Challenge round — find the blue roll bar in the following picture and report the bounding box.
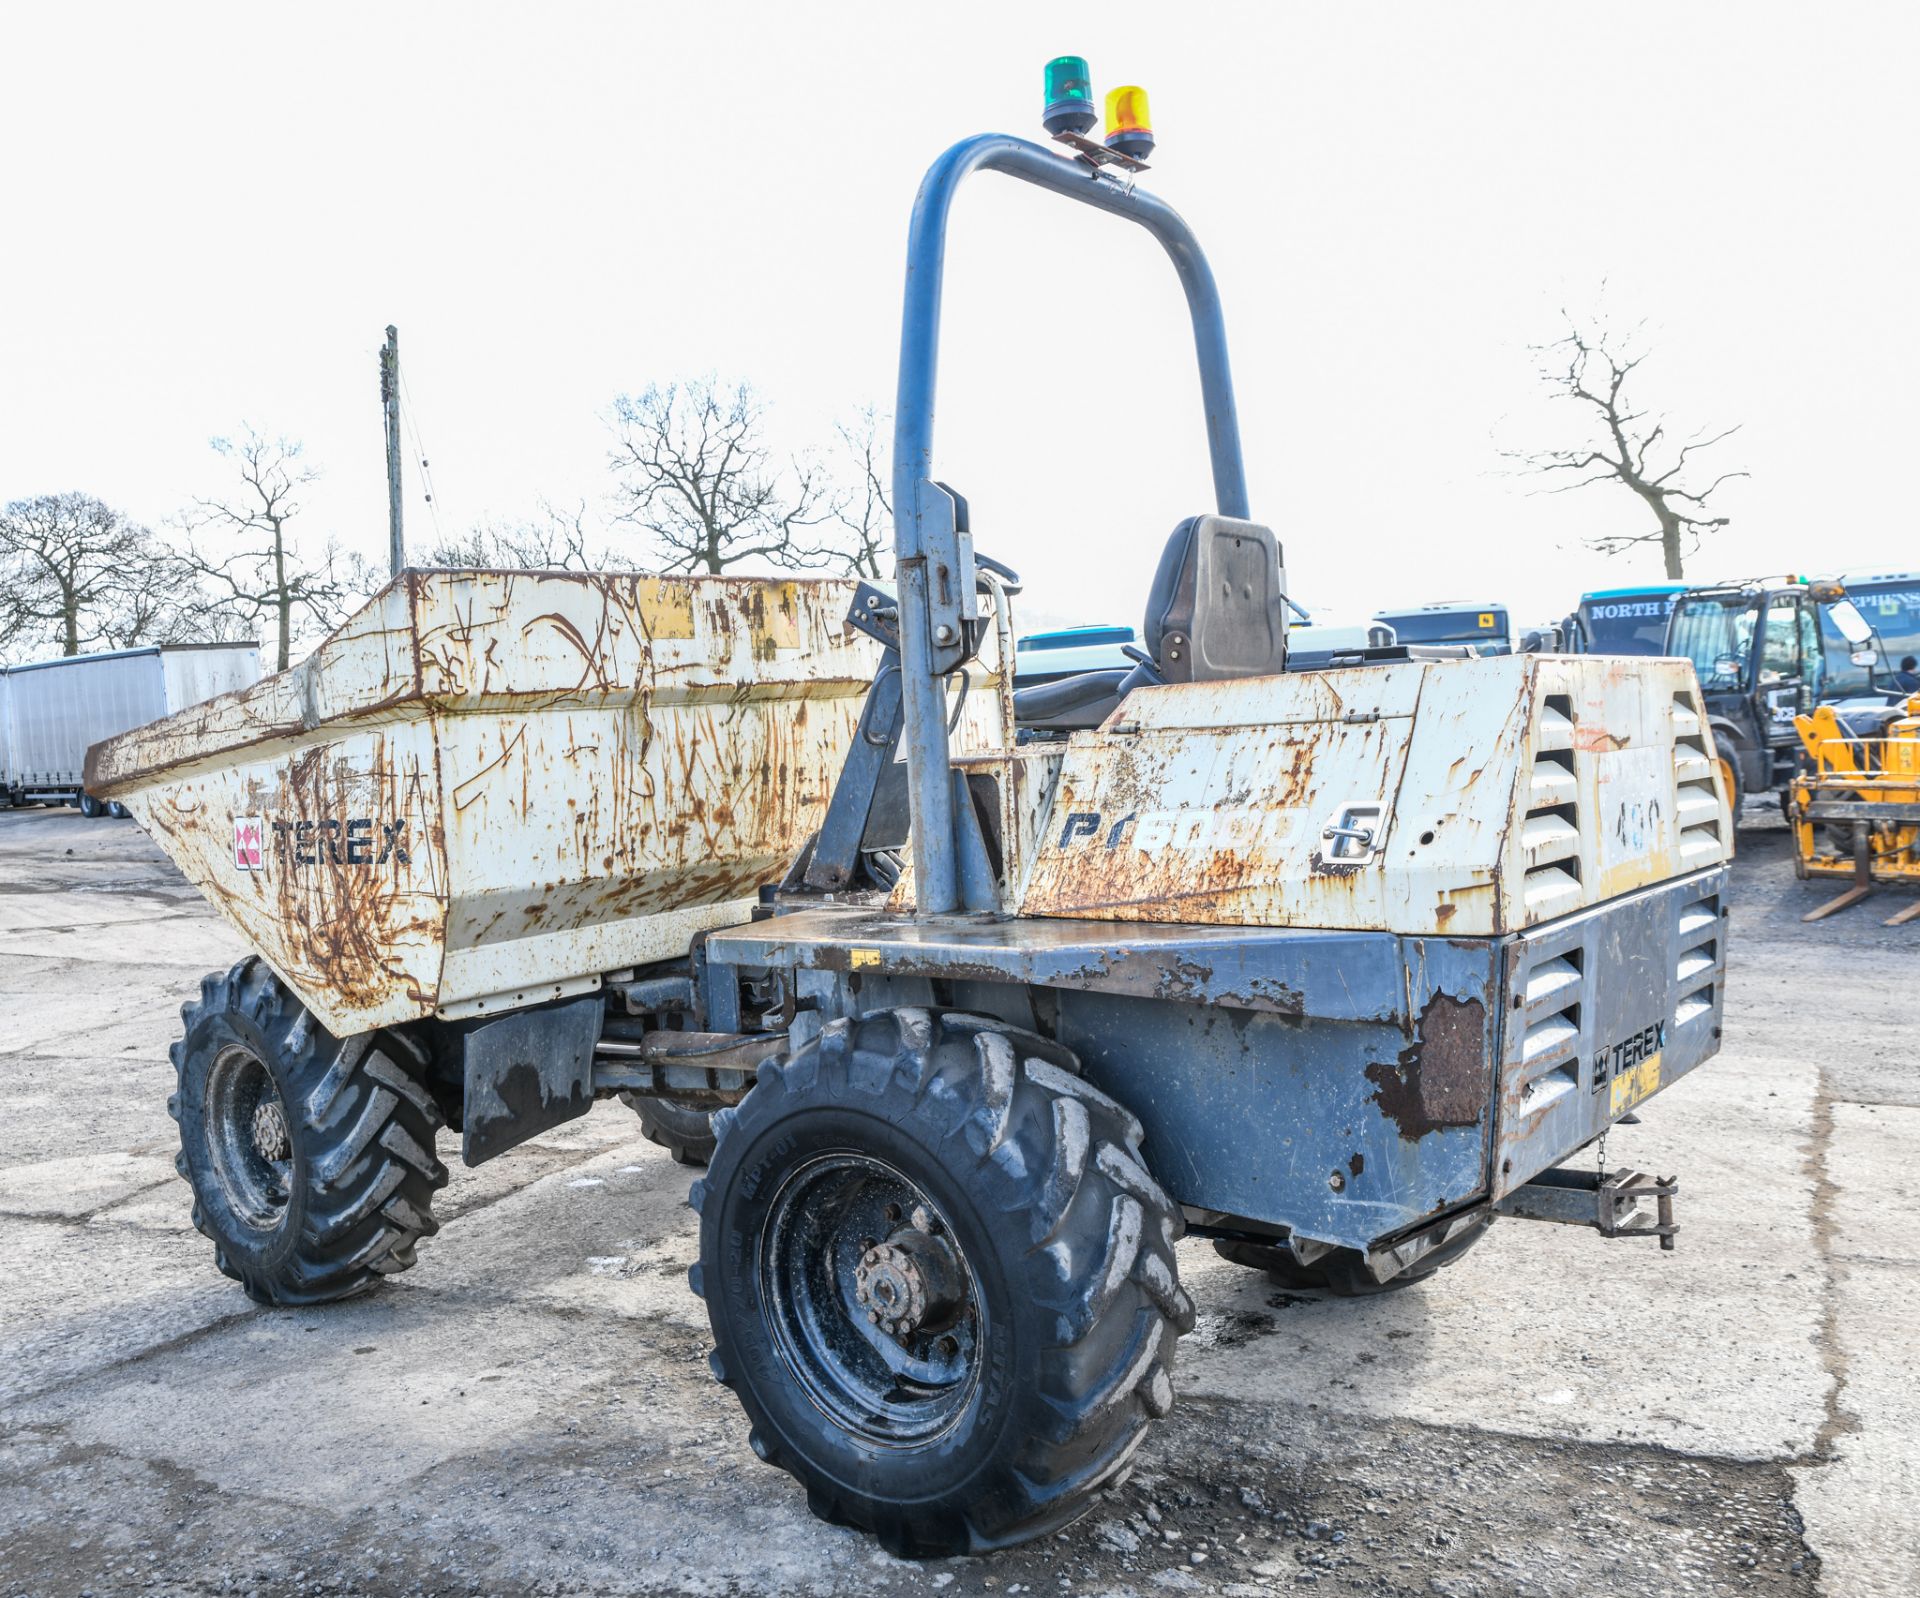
[890,133,1249,915]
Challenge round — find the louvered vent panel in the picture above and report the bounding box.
[1673,888,1721,1027]
[1513,944,1584,1115]
[1523,693,1583,919]
[1671,691,1726,864]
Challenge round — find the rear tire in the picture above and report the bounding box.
[693,1008,1194,1556]
[1213,1215,1492,1297]
[619,1094,717,1166]
[78,791,104,818]
[170,957,447,1306]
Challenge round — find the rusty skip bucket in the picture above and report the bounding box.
[86,571,879,1035]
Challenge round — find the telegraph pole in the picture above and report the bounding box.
[380,325,405,576]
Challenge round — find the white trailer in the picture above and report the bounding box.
[1,642,261,814]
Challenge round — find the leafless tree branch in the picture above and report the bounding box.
[807,405,893,579]
[175,427,359,671]
[1500,308,1746,579]
[0,493,200,661]
[606,377,840,575]
[421,499,604,572]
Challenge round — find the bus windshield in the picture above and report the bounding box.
[1373,606,1511,654]
[1819,579,1920,697]
[1579,592,1679,655]
[1667,595,1755,691]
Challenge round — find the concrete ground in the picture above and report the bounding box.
[0,802,1913,1598]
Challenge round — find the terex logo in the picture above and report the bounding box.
[274,818,411,868]
[232,817,412,870]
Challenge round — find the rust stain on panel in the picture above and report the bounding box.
[1364,992,1488,1141]
[94,571,877,1034]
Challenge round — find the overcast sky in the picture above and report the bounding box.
[3,2,1915,641]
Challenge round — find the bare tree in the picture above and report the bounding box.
[420,499,600,571]
[98,554,253,652]
[821,405,893,579]
[608,377,833,574]
[179,429,356,671]
[1506,310,1747,579]
[0,493,184,659]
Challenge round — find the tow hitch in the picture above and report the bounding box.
[1494,1167,1679,1250]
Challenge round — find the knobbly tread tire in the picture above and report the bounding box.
[170,956,447,1306]
[690,1007,1195,1557]
[617,1093,718,1166]
[1213,1214,1492,1297]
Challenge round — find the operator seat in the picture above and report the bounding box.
[1013,514,1287,734]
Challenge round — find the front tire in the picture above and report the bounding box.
[692,1009,1194,1557]
[170,957,448,1305]
[78,791,105,818]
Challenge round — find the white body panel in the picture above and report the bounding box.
[1017,654,1733,935]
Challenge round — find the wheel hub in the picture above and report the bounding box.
[761,1154,982,1446]
[205,1044,292,1230]
[250,1098,290,1162]
[854,1210,964,1339]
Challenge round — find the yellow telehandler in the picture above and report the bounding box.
[1790,691,1920,924]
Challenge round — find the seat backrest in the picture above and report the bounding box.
[1143,515,1288,683]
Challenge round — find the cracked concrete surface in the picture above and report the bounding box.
[0,803,1913,1597]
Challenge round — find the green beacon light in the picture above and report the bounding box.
[1042,56,1097,137]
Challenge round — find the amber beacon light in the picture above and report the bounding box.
[1104,85,1154,161]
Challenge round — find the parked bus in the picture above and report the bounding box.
[1012,624,1136,689]
[1566,583,1686,655]
[1372,601,1512,656]
[1285,619,1397,671]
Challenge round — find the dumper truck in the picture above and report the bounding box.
[89,98,1733,1559]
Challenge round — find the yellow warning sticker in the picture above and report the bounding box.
[849,948,882,969]
[636,577,696,640]
[1610,1052,1662,1116]
[1478,612,1496,629]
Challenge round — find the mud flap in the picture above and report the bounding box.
[460,994,602,1166]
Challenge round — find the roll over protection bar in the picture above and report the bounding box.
[890,133,1250,914]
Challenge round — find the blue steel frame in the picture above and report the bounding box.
[704,907,1503,1249]
[703,862,1730,1251]
[891,134,1250,915]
